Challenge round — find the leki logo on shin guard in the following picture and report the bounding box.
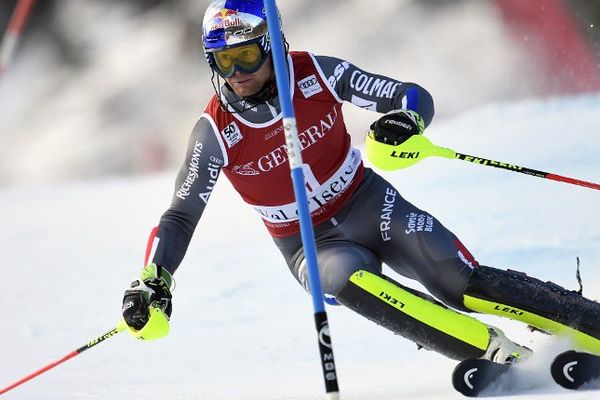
[493,304,524,316]
[379,291,405,308]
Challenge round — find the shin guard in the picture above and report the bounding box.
[464,266,600,353]
[337,270,490,360]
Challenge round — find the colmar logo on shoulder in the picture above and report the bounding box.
[298,74,323,98]
[221,121,243,148]
[350,71,401,99]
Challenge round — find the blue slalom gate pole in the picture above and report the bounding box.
[264,1,340,398]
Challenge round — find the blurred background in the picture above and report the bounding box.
[0,0,599,186]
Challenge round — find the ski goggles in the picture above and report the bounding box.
[212,42,267,78]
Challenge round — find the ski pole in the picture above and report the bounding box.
[0,0,37,78]
[453,151,600,190]
[0,320,127,396]
[366,134,600,191]
[264,1,340,399]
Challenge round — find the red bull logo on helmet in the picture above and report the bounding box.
[210,18,243,32]
[212,8,239,19]
[210,9,242,32]
[203,0,270,50]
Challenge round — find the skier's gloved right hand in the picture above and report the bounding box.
[121,263,173,340]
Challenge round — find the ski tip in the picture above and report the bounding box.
[452,359,510,397]
[452,362,482,397]
[551,350,600,390]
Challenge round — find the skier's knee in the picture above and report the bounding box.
[417,258,475,312]
[297,243,382,297]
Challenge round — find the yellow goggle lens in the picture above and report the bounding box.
[213,43,263,76]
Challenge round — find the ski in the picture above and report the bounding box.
[452,358,511,397]
[551,350,600,389]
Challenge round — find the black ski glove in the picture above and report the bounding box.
[369,109,425,145]
[122,263,173,331]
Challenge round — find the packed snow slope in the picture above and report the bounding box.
[1,94,599,399]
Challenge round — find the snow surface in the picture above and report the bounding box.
[1,94,600,399]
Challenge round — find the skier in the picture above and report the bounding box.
[121,0,600,364]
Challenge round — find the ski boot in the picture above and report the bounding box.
[482,326,532,364]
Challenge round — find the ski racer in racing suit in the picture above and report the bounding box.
[121,0,600,364]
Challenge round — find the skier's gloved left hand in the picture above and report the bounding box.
[366,109,429,171]
[121,263,173,340]
[368,109,425,145]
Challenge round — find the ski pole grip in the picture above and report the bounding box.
[428,144,456,159]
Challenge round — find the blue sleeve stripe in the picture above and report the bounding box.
[405,86,419,111]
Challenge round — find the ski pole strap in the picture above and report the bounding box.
[454,152,600,191]
[0,321,126,396]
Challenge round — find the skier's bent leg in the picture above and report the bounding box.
[337,270,486,360]
[336,270,531,362]
[463,265,600,353]
[280,234,532,362]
